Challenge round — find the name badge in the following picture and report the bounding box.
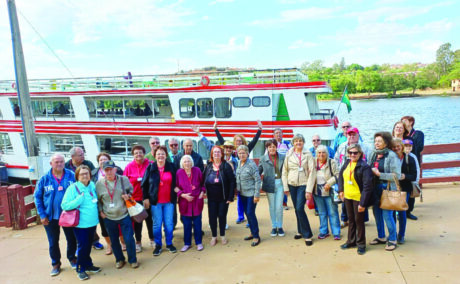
[160,181,164,186]
[214,178,219,183]
[348,181,353,185]
[137,177,142,182]
[109,203,115,208]
[192,185,196,190]
[92,198,98,203]
[58,186,63,191]
[298,167,304,172]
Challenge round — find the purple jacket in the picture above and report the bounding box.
[176,167,205,217]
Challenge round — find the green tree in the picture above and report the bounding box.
[382,73,408,96]
[347,63,364,71]
[436,43,455,76]
[356,70,381,95]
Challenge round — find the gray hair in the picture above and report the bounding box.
[236,145,249,154]
[316,145,328,154]
[69,147,83,156]
[179,155,194,169]
[168,138,179,144]
[348,143,363,157]
[274,128,283,134]
[292,133,305,144]
[312,134,321,140]
[50,153,65,162]
[149,136,160,143]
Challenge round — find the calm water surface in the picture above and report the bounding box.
[318,96,460,177]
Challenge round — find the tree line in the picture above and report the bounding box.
[301,43,460,97]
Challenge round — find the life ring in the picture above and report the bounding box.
[200,76,210,87]
[333,116,339,129]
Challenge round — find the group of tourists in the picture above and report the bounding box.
[34,115,424,280]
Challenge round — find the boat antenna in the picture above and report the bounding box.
[17,9,75,78]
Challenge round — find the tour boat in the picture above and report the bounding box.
[0,68,336,179]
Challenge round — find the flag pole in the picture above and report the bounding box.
[335,85,348,116]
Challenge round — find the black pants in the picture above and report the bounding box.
[408,197,415,213]
[289,185,313,239]
[208,200,229,237]
[344,198,366,248]
[134,201,153,242]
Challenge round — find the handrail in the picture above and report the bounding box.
[420,142,460,185]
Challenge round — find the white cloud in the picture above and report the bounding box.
[288,40,318,49]
[251,7,339,26]
[206,36,252,55]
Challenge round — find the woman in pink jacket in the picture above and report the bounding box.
[175,155,205,252]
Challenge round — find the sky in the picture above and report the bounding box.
[0,0,458,80]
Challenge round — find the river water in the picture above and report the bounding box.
[318,96,460,177]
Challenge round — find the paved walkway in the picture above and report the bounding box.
[0,183,459,284]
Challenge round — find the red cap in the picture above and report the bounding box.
[347,127,359,135]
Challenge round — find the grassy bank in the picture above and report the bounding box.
[318,88,460,101]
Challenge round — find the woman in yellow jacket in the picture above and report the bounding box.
[282,134,316,246]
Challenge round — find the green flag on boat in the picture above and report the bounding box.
[341,87,352,113]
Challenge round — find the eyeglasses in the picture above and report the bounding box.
[169,144,178,147]
[79,172,90,176]
[342,126,351,129]
[151,141,160,145]
[312,139,321,142]
[348,151,359,155]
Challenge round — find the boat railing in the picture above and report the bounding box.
[420,142,460,186]
[0,68,309,93]
[310,109,335,120]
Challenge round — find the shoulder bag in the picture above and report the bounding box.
[58,185,81,227]
[328,159,342,204]
[121,176,148,223]
[379,174,408,211]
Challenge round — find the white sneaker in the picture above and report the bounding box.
[136,243,142,253]
[225,223,229,230]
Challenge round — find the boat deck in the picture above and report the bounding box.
[0,182,459,284]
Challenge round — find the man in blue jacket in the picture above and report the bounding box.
[34,154,77,276]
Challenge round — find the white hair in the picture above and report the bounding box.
[180,155,194,169]
[316,145,328,154]
[69,147,83,156]
[50,153,65,162]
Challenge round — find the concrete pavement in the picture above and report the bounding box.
[0,183,459,284]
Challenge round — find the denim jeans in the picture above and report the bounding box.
[288,185,313,239]
[43,219,77,266]
[313,195,340,236]
[240,195,259,239]
[373,183,397,242]
[395,194,409,240]
[74,226,96,273]
[372,206,397,242]
[151,203,174,247]
[104,215,137,264]
[266,179,284,228]
[236,192,245,221]
[182,214,203,246]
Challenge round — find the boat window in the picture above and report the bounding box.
[0,134,14,154]
[125,99,153,118]
[179,98,195,118]
[197,98,213,118]
[86,98,125,118]
[13,98,74,118]
[50,135,84,153]
[252,96,271,107]
[233,97,251,108]
[153,98,173,118]
[214,98,232,118]
[97,136,150,157]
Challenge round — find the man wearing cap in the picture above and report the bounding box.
[403,139,421,220]
[334,127,371,227]
[95,160,138,269]
[34,154,77,276]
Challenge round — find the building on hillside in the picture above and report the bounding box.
[452,79,460,92]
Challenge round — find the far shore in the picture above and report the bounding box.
[318,88,460,101]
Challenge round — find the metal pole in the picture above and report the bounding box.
[7,0,38,157]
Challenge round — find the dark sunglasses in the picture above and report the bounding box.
[151,141,160,145]
[169,144,178,147]
[348,151,359,155]
[342,126,351,129]
[312,139,321,142]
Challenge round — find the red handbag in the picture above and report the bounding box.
[58,185,81,227]
[306,197,315,210]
